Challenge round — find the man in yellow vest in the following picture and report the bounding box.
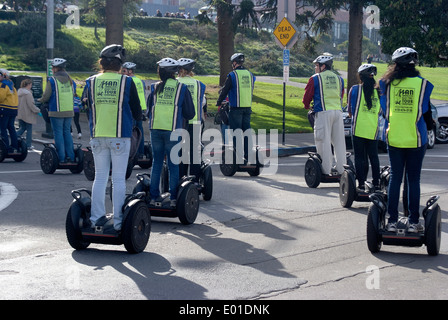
[0,68,19,153]
[302,54,346,176]
[40,58,76,163]
[121,62,146,157]
[177,58,206,180]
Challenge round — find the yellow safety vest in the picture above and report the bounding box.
[353,86,381,140]
[317,70,342,111]
[151,79,181,131]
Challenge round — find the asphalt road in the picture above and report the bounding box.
[0,138,447,304]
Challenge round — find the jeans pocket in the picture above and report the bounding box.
[109,138,128,155]
[90,138,102,153]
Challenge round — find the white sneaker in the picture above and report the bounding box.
[408,222,424,233]
[386,222,397,232]
[78,133,82,139]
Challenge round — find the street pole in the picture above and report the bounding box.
[43,0,54,139]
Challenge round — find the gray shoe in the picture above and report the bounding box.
[386,222,397,232]
[408,222,424,233]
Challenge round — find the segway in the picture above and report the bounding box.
[0,137,28,163]
[219,145,264,177]
[304,152,354,188]
[339,165,389,208]
[65,188,151,254]
[40,143,84,174]
[132,173,200,225]
[135,141,153,169]
[366,189,442,256]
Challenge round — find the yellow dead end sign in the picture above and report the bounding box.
[273,17,298,48]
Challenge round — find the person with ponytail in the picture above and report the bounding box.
[379,47,434,233]
[347,64,381,191]
[147,58,195,208]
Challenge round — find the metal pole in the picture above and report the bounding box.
[282,77,286,145]
[43,0,54,139]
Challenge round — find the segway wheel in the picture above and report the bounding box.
[177,183,199,225]
[339,170,355,208]
[12,138,27,162]
[220,146,237,176]
[425,204,441,256]
[201,165,213,201]
[69,147,84,174]
[126,157,135,180]
[122,201,151,254]
[83,148,95,181]
[66,202,91,250]
[40,147,58,174]
[304,157,321,188]
[138,143,153,169]
[0,139,6,162]
[366,204,382,253]
[161,163,169,193]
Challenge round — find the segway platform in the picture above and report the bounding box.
[66,189,151,253]
[40,143,84,174]
[219,145,264,177]
[133,174,200,225]
[367,194,441,256]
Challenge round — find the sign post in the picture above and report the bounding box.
[273,17,298,145]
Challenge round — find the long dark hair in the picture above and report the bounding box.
[155,67,176,95]
[381,63,420,87]
[359,74,377,110]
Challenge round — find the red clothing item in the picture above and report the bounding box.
[302,77,314,109]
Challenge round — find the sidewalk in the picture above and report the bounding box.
[30,112,316,157]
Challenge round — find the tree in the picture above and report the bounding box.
[105,0,124,45]
[377,0,448,66]
[215,0,235,86]
[346,0,364,94]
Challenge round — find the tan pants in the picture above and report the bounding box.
[314,110,346,175]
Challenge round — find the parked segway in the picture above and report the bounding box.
[0,137,28,163]
[40,143,84,174]
[132,173,200,225]
[219,145,264,177]
[304,152,354,188]
[366,188,442,256]
[339,165,389,208]
[65,188,151,254]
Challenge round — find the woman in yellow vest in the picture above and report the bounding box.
[147,58,195,208]
[379,47,434,233]
[348,64,381,190]
[177,58,206,180]
[83,45,142,232]
[40,58,76,163]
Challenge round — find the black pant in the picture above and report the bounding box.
[352,135,380,187]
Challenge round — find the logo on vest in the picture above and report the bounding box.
[394,88,414,112]
[97,80,119,102]
[324,75,337,89]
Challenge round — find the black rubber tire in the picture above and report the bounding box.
[201,165,213,201]
[122,201,151,254]
[11,138,27,162]
[339,170,355,208]
[304,157,321,188]
[40,147,58,174]
[69,147,84,174]
[83,148,95,181]
[65,202,90,250]
[177,183,199,225]
[366,204,382,253]
[426,205,441,256]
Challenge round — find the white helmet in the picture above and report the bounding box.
[157,57,179,73]
[52,58,67,68]
[358,64,377,76]
[392,47,418,65]
[0,68,10,77]
[178,58,196,71]
[230,53,245,64]
[122,62,136,70]
[313,54,333,67]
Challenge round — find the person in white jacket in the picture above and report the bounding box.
[16,78,41,150]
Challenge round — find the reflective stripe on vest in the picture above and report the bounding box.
[234,69,253,108]
[54,78,74,112]
[353,85,381,140]
[151,78,181,131]
[90,73,126,137]
[132,76,147,111]
[385,77,427,148]
[317,70,342,111]
[177,77,200,124]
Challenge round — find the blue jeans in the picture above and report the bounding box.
[16,119,33,148]
[50,117,75,162]
[0,114,18,151]
[90,137,131,231]
[150,129,181,200]
[387,144,427,224]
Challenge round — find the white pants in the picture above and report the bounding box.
[314,110,346,175]
[90,137,130,231]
